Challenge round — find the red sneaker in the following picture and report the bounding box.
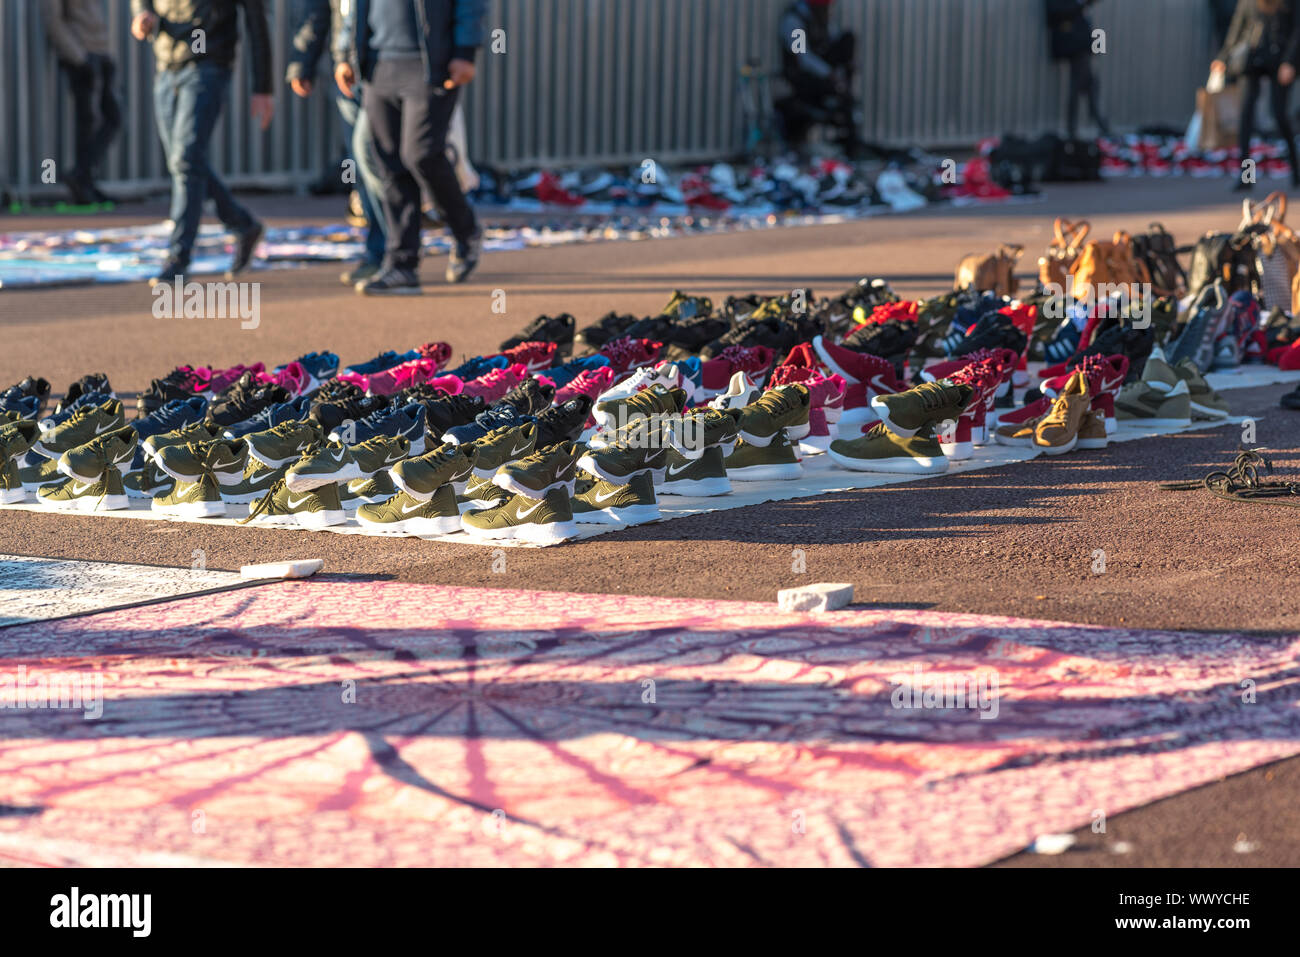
[462,362,528,402]
[812,335,901,425]
[599,337,664,375]
[498,340,558,374]
[700,345,775,392]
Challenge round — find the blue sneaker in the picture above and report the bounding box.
[442,405,536,445]
[547,353,611,389]
[222,394,313,439]
[328,401,428,452]
[343,349,418,376]
[38,389,115,430]
[277,351,340,390]
[447,354,509,381]
[673,356,704,399]
[0,393,40,419]
[128,396,210,467]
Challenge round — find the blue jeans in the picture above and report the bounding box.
[335,90,387,267]
[153,61,255,267]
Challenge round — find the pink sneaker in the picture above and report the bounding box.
[555,366,615,405]
[415,341,453,369]
[811,336,901,426]
[498,340,558,374]
[174,365,214,393]
[212,362,265,393]
[264,360,309,396]
[362,357,443,396]
[463,362,527,402]
[701,345,775,393]
[599,337,663,375]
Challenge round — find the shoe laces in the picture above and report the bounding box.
[240,478,288,523]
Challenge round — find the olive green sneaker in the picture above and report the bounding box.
[828,421,948,473]
[357,484,461,536]
[245,419,323,467]
[284,441,364,492]
[391,443,477,501]
[37,469,129,511]
[736,385,810,447]
[870,380,973,438]
[460,487,578,543]
[57,425,138,484]
[0,421,39,503]
[665,407,740,460]
[142,419,221,459]
[349,434,411,476]
[340,471,397,506]
[724,430,804,481]
[151,437,248,484]
[493,441,581,497]
[571,470,660,525]
[576,439,668,485]
[220,457,286,504]
[239,478,346,530]
[660,445,731,497]
[459,473,511,511]
[1173,357,1231,420]
[124,462,175,500]
[592,383,688,431]
[151,474,225,518]
[470,423,538,478]
[31,398,126,459]
[19,454,63,489]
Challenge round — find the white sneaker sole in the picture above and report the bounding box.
[492,474,577,498]
[798,434,833,456]
[993,432,1036,448]
[151,499,226,518]
[1117,416,1192,428]
[356,513,461,536]
[460,519,578,544]
[40,493,130,512]
[1189,401,1230,420]
[295,509,347,530]
[572,504,661,525]
[659,476,731,497]
[0,487,26,504]
[575,453,653,487]
[836,406,877,427]
[826,449,947,474]
[728,462,804,482]
[285,462,363,492]
[1035,434,1078,455]
[938,441,974,460]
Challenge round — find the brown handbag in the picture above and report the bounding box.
[954,243,1024,297]
[1038,218,1091,289]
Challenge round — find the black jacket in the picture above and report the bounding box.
[286,0,344,82]
[131,0,272,93]
[1219,0,1300,73]
[1044,0,1095,60]
[340,0,486,86]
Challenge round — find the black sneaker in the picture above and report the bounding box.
[723,293,768,322]
[844,319,918,365]
[422,392,487,441]
[500,313,576,355]
[57,373,112,414]
[148,261,186,287]
[206,375,292,428]
[394,383,454,409]
[662,313,732,361]
[621,314,677,342]
[138,368,204,417]
[660,290,713,319]
[357,266,421,295]
[227,220,264,277]
[496,378,555,416]
[446,230,483,284]
[2,376,52,416]
[575,311,638,350]
[535,396,593,446]
[951,314,1027,357]
[1281,385,1300,410]
[309,391,391,433]
[340,261,381,286]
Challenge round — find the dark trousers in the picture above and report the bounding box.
[363,57,478,270]
[63,53,122,185]
[1240,71,1300,185]
[153,61,256,267]
[1066,53,1109,138]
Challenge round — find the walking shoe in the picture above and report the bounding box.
[285,441,364,491]
[460,488,577,543]
[699,345,776,394]
[152,474,225,518]
[1034,371,1090,455]
[992,415,1043,448]
[661,290,714,320]
[548,354,612,391]
[152,438,249,485]
[575,311,639,350]
[142,419,222,460]
[1,376,52,417]
[354,357,449,396]
[724,431,803,481]
[1039,353,1130,435]
[223,394,313,439]
[358,485,463,536]
[37,470,129,511]
[707,370,762,411]
[124,462,174,500]
[736,384,810,447]
[592,383,687,431]
[1115,379,1192,427]
[344,348,416,376]
[19,455,62,489]
[665,408,740,460]
[1076,409,1110,449]
[57,426,137,484]
[1168,281,1227,373]
[442,403,536,446]
[349,434,412,476]
[226,220,264,277]
[812,336,903,425]
[659,445,731,497]
[240,479,347,530]
[599,336,664,375]
[219,458,286,504]
[327,401,426,451]
[310,391,391,433]
[0,394,39,421]
[497,341,558,374]
[421,392,487,440]
[870,381,973,438]
[391,443,478,501]
[470,423,539,479]
[31,399,127,459]
[496,378,556,416]
[571,471,661,525]
[358,265,421,295]
[446,354,509,381]
[501,313,576,356]
[246,420,325,467]
[205,376,291,428]
[493,441,582,496]
[130,396,209,454]
[340,471,398,507]
[210,362,266,394]
[828,422,949,474]
[276,351,340,392]
[1173,358,1231,420]
[56,373,112,414]
[0,422,38,504]
[576,437,669,485]
[446,229,483,284]
[535,396,594,446]
[598,363,685,405]
[459,473,511,511]
[462,362,528,403]
[136,365,212,417]
[39,389,113,431]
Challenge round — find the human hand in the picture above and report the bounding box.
[335,62,356,99]
[131,10,157,41]
[290,77,313,98]
[443,58,475,89]
[250,93,274,130]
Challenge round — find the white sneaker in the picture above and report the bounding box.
[707,370,760,411]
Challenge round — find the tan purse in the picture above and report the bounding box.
[955,243,1024,297]
[1038,218,1090,289]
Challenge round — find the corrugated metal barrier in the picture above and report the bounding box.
[1,0,1216,200]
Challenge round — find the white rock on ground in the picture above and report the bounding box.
[777,582,854,613]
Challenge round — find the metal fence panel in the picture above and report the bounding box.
[2,0,1216,200]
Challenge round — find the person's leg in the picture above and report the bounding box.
[1239,72,1263,170]
[153,67,201,268]
[63,59,98,196]
[186,65,256,234]
[1082,58,1111,136]
[350,99,388,266]
[399,82,478,243]
[363,61,423,272]
[1066,55,1087,138]
[1266,75,1300,187]
[93,57,123,181]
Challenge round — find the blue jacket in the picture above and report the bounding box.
[340,0,485,85]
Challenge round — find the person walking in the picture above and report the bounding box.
[1212,0,1300,191]
[40,0,122,205]
[130,0,274,285]
[775,0,864,156]
[287,0,388,286]
[1045,0,1111,139]
[336,0,486,294]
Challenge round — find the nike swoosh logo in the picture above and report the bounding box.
[286,495,315,508]
[515,500,544,519]
[667,460,695,477]
[556,463,574,478]
[510,444,531,457]
[593,487,624,503]
[93,421,117,435]
[70,482,93,494]
[401,500,426,514]
[384,453,405,464]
